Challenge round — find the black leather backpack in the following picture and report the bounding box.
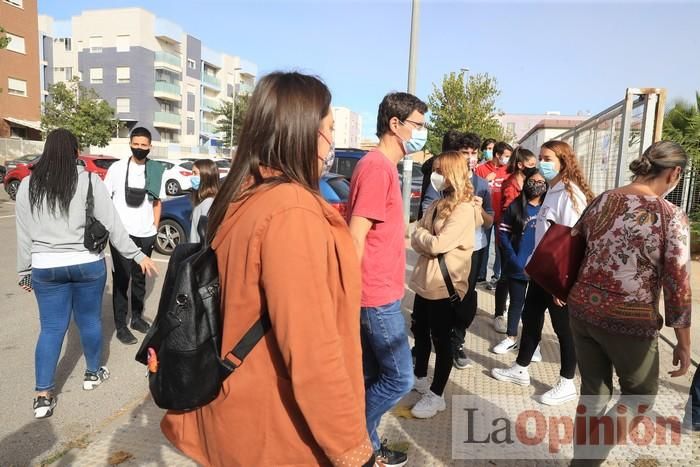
[135,242,270,411]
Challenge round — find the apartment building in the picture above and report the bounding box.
[497,112,589,143]
[38,7,256,149]
[332,107,363,148]
[0,0,42,139]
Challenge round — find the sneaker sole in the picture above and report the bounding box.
[83,380,103,390]
[453,359,472,370]
[411,404,447,419]
[540,393,577,406]
[492,345,518,354]
[491,370,530,386]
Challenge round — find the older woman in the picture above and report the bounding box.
[568,141,692,465]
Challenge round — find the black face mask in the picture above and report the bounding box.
[522,166,538,178]
[524,180,547,199]
[131,147,150,161]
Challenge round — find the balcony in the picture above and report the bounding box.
[201,73,221,91]
[154,81,181,101]
[201,96,219,112]
[154,51,182,72]
[200,122,218,135]
[154,111,181,130]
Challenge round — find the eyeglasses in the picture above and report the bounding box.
[401,119,427,131]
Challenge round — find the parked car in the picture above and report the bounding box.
[212,158,231,176]
[330,148,422,221]
[155,173,351,255]
[3,154,40,200]
[0,165,6,182]
[3,154,117,200]
[152,159,194,196]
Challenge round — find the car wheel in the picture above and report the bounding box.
[156,219,185,255]
[165,179,181,196]
[6,180,20,200]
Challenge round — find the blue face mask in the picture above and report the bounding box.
[483,149,493,161]
[190,175,201,190]
[399,123,428,154]
[537,161,559,181]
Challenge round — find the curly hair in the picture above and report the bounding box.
[432,151,474,222]
[541,140,594,213]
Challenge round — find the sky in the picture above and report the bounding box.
[38,0,700,141]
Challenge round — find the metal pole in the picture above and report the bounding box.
[229,67,241,153]
[403,0,420,226]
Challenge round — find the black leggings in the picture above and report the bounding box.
[413,294,456,396]
[450,248,481,350]
[515,280,577,379]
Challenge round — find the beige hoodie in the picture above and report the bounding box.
[410,200,482,300]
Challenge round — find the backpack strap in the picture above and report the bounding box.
[221,310,272,371]
[86,173,95,217]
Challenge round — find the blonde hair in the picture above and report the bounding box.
[433,151,474,221]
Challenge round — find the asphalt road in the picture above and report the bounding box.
[0,188,171,465]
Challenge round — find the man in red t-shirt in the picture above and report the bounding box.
[347,92,428,467]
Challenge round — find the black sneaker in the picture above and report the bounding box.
[130,317,151,334]
[453,346,472,369]
[33,395,56,419]
[83,366,110,390]
[375,440,407,467]
[116,327,138,345]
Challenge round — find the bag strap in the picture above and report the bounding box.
[431,208,461,309]
[86,172,95,217]
[221,310,272,372]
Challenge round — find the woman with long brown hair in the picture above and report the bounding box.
[160,72,374,466]
[409,151,482,419]
[492,140,594,406]
[188,159,220,243]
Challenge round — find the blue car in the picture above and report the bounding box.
[155,173,351,255]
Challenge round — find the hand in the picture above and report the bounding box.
[486,172,497,182]
[669,344,691,377]
[553,297,566,307]
[18,275,32,292]
[139,257,159,277]
[473,196,483,209]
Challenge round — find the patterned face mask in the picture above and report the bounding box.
[524,179,547,199]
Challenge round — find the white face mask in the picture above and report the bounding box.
[430,172,446,192]
[500,156,510,166]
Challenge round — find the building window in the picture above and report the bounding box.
[187,117,195,135]
[116,98,130,113]
[64,38,71,51]
[116,67,130,84]
[89,36,103,53]
[187,59,196,70]
[89,68,103,84]
[7,78,27,96]
[4,0,23,8]
[65,67,72,80]
[116,35,130,52]
[5,33,25,54]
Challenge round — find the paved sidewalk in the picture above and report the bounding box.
[54,249,698,466]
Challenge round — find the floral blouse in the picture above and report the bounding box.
[568,191,691,337]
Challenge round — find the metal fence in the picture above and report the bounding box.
[0,138,45,164]
[556,88,695,214]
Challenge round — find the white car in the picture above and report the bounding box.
[211,158,231,176]
[153,159,194,196]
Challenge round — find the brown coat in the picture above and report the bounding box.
[161,182,372,466]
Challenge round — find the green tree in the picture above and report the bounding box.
[662,92,700,164]
[41,79,116,147]
[0,26,10,49]
[213,94,250,147]
[426,71,508,154]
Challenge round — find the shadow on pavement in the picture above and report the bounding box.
[0,419,57,466]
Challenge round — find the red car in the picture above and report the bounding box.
[3,154,118,200]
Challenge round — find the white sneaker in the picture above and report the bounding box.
[493,337,518,354]
[413,376,430,395]
[411,391,446,419]
[494,316,508,334]
[83,366,110,390]
[531,345,543,362]
[540,377,577,406]
[491,364,531,386]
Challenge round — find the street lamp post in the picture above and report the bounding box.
[403,0,420,227]
[229,66,242,155]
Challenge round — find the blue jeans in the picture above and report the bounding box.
[360,300,413,450]
[506,279,528,337]
[33,259,107,391]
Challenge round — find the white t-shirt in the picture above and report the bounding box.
[104,158,166,237]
